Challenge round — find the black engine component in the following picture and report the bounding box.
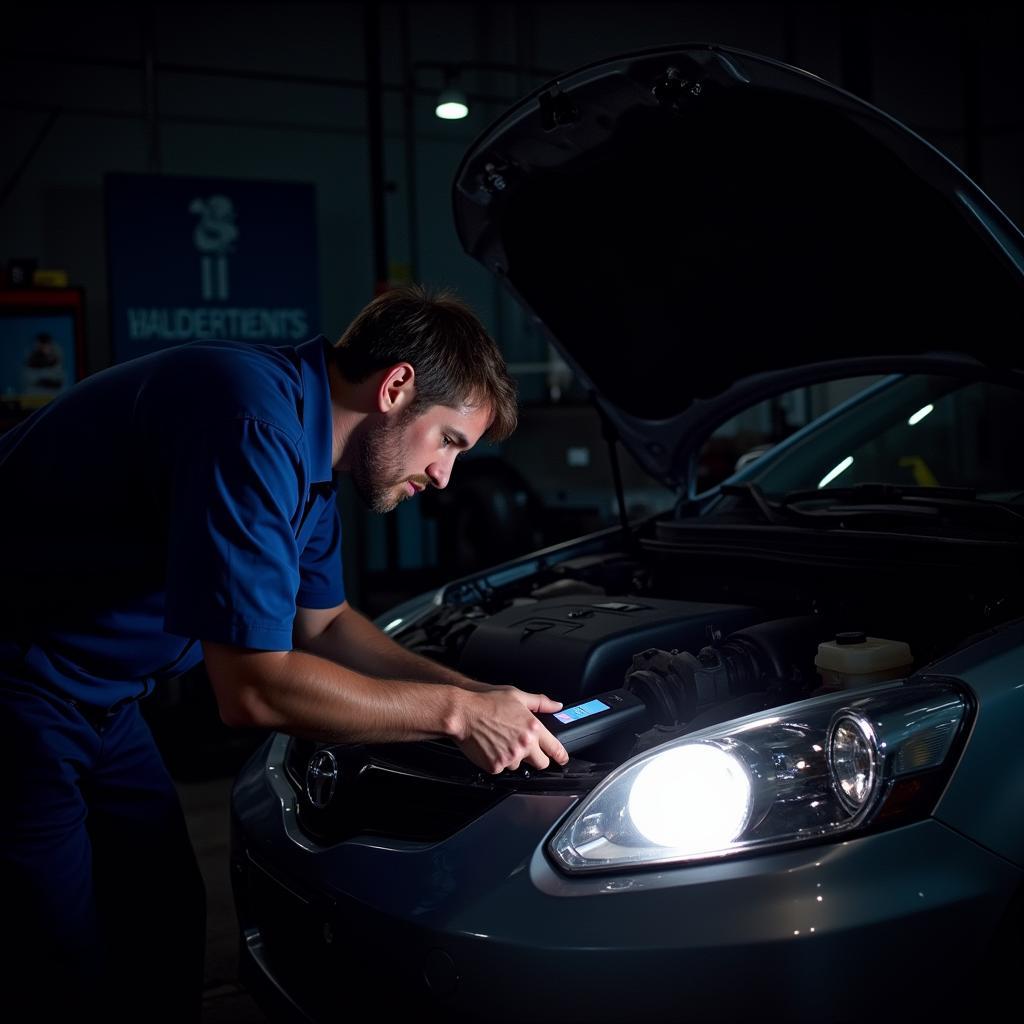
[457,596,761,702]
[626,615,825,728]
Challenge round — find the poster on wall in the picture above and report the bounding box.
[0,288,86,425]
[105,173,320,363]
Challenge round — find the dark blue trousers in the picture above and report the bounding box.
[0,680,206,1022]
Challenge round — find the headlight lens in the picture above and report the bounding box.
[550,680,967,873]
[829,713,879,814]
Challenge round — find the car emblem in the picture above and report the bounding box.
[305,750,339,809]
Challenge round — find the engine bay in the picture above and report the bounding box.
[392,533,1019,763]
[285,527,1022,844]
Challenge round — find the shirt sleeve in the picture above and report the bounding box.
[163,416,304,651]
[297,498,345,609]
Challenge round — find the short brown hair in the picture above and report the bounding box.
[332,285,517,441]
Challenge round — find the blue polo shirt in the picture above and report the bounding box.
[0,336,345,707]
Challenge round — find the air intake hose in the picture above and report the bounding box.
[625,615,824,727]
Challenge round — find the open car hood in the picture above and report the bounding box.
[453,45,1024,489]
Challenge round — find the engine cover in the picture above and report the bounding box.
[457,596,761,702]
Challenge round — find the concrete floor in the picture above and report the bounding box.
[178,775,271,1023]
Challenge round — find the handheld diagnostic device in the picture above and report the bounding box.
[538,688,649,754]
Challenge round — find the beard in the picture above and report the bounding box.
[351,411,415,514]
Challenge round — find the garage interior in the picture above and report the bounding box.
[2,3,1021,1021]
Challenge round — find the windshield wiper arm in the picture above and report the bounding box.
[719,483,787,525]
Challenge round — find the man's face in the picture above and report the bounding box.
[352,401,492,514]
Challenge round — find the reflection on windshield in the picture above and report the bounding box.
[818,456,854,489]
[748,376,1024,502]
[908,404,934,426]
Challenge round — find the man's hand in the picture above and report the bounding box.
[452,686,570,773]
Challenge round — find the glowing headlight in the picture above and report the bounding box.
[550,681,968,874]
[628,743,752,851]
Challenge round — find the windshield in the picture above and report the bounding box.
[742,375,1024,502]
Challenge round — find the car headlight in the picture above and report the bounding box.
[550,680,968,874]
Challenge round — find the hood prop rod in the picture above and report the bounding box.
[595,401,631,543]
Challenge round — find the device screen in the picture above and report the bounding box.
[554,699,610,725]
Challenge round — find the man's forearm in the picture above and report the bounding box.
[299,604,494,692]
[203,639,570,775]
[206,642,472,744]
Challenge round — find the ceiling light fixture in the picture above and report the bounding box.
[436,67,469,120]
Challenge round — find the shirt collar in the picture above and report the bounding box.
[295,335,335,485]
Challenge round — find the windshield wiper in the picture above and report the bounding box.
[778,483,1024,527]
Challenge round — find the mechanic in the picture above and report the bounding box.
[0,284,569,1021]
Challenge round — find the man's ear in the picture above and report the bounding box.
[376,362,416,415]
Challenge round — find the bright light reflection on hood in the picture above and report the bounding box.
[908,404,934,425]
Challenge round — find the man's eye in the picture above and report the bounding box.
[441,435,453,448]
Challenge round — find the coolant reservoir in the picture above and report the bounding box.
[814,632,913,690]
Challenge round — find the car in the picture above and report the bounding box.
[229,44,1024,1022]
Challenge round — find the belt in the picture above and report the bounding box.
[67,695,143,730]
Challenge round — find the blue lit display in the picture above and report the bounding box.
[555,699,610,725]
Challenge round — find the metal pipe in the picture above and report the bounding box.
[142,9,161,173]
[0,107,60,211]
[399,2,420,281]
[364,2,388,294]
[363,1,399,574]
[0,49,555,95]
[0,99,518,136]
[412,58,559,78]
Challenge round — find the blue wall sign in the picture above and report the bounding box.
[106,173,320,362]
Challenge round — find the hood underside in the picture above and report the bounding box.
[454,45,1024,487]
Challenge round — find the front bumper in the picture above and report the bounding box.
[231,735,1021,1023]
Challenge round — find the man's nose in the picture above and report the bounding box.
[426,461,449,489]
